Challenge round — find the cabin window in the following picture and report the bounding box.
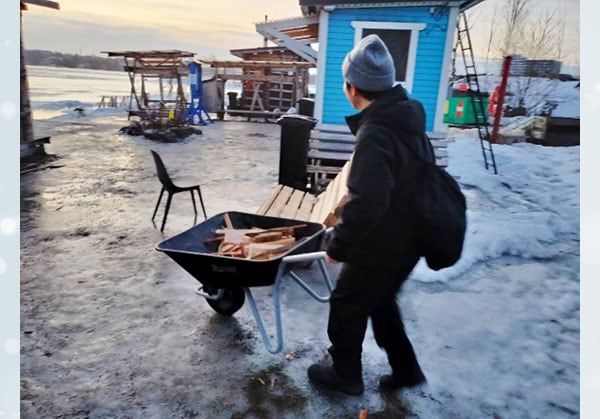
[351,21,426,93]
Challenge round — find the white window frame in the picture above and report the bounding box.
[351,21,426,93]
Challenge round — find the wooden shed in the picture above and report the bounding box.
[263,0,483,132]
[199,58,314,119]
[102,50,194,124]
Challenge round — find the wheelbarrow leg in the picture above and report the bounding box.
[244,251,333,354]
[244,279,284,354]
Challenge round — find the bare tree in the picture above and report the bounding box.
[523,6,566,60]
[498,0,535,56]
[483,5,499,75]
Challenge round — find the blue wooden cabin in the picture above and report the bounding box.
[298,0,483,133]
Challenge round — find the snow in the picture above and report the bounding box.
[453,75,580,119]
[19,66,585,417]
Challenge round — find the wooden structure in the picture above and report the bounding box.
[199,57,314,120]
[20,0,60,160]
[255,16,320,64]
[102,50,194,125]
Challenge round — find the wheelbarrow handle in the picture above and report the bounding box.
[281,251,327,264]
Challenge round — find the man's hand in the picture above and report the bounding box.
[325,254,339,264]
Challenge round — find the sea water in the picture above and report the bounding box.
[26,65,245,120]
[26,65,317,120]
[27,65,132,119]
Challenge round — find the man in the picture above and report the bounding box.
[307,34,434,396]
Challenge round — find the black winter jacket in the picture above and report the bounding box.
[326,84,435,269]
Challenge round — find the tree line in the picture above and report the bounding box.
[24,49,123,71]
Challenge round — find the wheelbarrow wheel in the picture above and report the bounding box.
[204,287,245,316]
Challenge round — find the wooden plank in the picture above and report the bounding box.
[331,162,348,211]
[256,185,284,215]
[280,189,306,220]
[263,186,295,218]
[310,131,357,142]
[306,165,346,175]
[309,189,326,224]
[307,150,353,161]
[296,193,317,221]
[309,141,356,152]
[315,123,352,134]
[315,175,340,224]
[23,0,60,9]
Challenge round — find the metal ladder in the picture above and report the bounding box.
[455,12,498,174]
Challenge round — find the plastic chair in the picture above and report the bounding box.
[151,149,207,232]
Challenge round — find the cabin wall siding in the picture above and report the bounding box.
[321,7,450,131]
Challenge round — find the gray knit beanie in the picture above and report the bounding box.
[342,34,395,92]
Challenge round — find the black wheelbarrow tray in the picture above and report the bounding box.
[156,211,334,353]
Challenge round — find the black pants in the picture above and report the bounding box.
[327,256,423,381]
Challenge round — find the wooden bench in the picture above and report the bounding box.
[257,159,351,227]
[305,124,356,192]
[305,124,448,192]
[258,126,450,225]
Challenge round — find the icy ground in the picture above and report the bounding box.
[20,112,579,418]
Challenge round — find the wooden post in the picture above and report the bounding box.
[490,55,512,144]
[20,0,60,158]
[20,8,36,157]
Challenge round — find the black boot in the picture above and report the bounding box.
[307,362,364,395]
[379,369,426,391]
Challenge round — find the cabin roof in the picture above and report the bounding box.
[102,50,195,59]
[299,0,483,11]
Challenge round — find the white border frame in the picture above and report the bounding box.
[351,21,426,93]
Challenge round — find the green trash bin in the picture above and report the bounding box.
[444,95,490,125]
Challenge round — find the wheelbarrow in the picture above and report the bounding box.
[156,211,334,353]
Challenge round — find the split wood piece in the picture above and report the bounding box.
[205,228,263,244]
[252,231,284,243]
[244,224,307,237]
[205,224,306,245]
[223,229,254,244]
[245,241,298,260]
[218,242,245,258]
[223,212,234,229]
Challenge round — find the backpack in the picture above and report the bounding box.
[402,135,467,270]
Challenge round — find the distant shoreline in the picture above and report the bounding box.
[24,49,123,72]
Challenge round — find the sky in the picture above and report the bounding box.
[20,0,580,65]
[21,0,303,60]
